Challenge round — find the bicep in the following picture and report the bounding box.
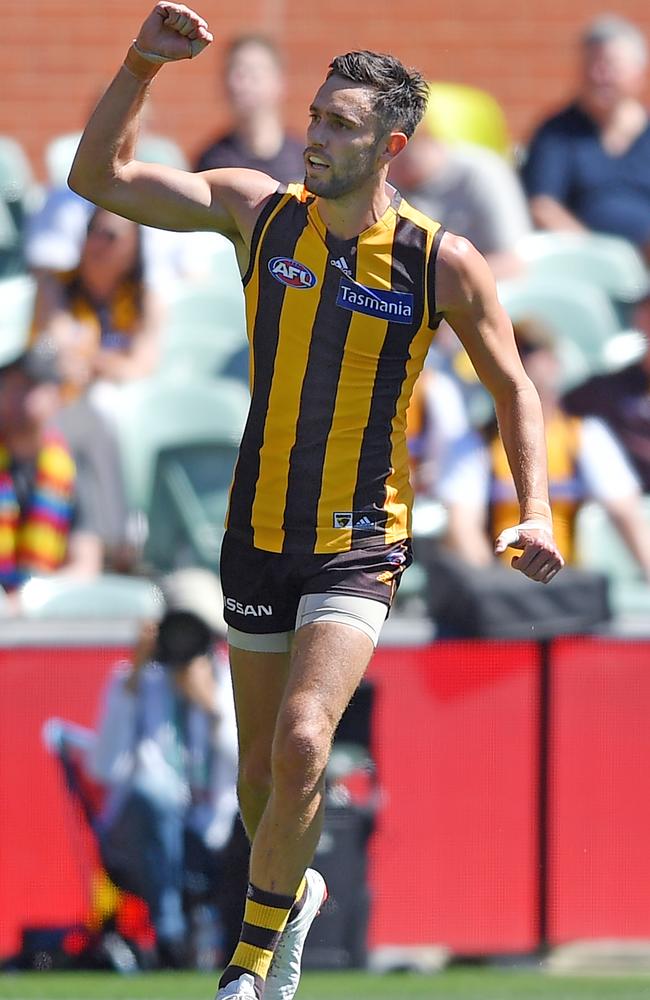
[85,159,218,232]
[82,161,278,245]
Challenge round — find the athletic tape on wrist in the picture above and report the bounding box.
[123,43,162,81]
[132,40,171,64]
[497,519,552,549]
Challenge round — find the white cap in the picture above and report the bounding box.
[158,567,226,635]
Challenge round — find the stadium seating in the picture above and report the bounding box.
[18,573,162,619]
[0,135,36,276]
[515,231,649,322]
[45,131,188,187]
[113,373,249,570]
[424,82,512,158]
[497,273,627,388]
[575,497,650,621]
[0,273,35,363]
[160,281,247,378]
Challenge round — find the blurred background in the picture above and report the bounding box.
[2,0,650,994]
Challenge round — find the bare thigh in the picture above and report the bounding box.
[229,646,290,764]
[277,620,375,751]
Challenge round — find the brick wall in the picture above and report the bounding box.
[4,0,650,180]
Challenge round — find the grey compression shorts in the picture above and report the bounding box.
[227,592,389,653]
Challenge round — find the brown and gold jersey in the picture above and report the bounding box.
[226,183,444,554]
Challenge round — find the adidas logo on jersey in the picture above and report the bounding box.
[330,256,352,276]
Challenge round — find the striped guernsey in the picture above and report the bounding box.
[226,182,444,554]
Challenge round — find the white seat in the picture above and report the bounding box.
[18,574,163,619]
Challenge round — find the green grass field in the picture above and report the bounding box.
[1,970,650,1000]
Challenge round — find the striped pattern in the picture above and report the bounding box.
[219,878,306,998]
[0,431,76,588]
[227,184,443,554]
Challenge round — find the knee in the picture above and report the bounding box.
[271,704,333,798]
[238,744,273,804]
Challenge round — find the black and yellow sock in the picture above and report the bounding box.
[219,878,307,998]
[286,876,308,924]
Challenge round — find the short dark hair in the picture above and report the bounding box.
[327,51,429,138]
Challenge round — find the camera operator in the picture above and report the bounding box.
[88,568,240,969]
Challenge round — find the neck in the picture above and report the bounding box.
[315,174,394,240]
[234,113,285,159]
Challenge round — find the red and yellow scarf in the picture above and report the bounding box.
[0,431,76,589]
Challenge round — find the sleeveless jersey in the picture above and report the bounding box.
[226,183,444,554]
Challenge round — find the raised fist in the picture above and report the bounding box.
[135,3,213,62]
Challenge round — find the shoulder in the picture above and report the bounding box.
[434,231,501,316]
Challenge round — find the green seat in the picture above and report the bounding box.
[424,82,511,158]
[162,327,248,377]
[136,135,188,170]
[516,231,649,319]
[498,274,624,388]
[0,198,18,251]
[0,274,36,364]
[0,137,35,276]
[575,498,650,621]
[0,136,34,203]
[45,131,188,187]
[18,573,162,619]
[115,373,249,510]
[114,374,249,569]
[144,439,241,570]
[160,280,247,376]
[44,132,83,188]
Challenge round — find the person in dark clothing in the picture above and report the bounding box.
[193,35,304,182]
[523,15,650,262]
[563,339,650,493]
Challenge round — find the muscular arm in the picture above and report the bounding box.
[436,233,564,582]
[68,3,279,249]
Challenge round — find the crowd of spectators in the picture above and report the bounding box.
[1,13,650,622]
[3,7,650,975]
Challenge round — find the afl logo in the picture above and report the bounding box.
[268,257,318,289]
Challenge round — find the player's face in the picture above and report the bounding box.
[304,75,387,199]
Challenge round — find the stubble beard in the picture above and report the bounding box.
[304,144,379,200]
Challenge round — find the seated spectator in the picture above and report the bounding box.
[0,347,104,596]
[409,320,650,579]
[88,568,244,970]
[26,94,225,292]
[563,323,650,493]
[30,207,164,411]
[25,185,229,294]
[390,128,531,279]
[522,15,650,263]
[193,35,304,182]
